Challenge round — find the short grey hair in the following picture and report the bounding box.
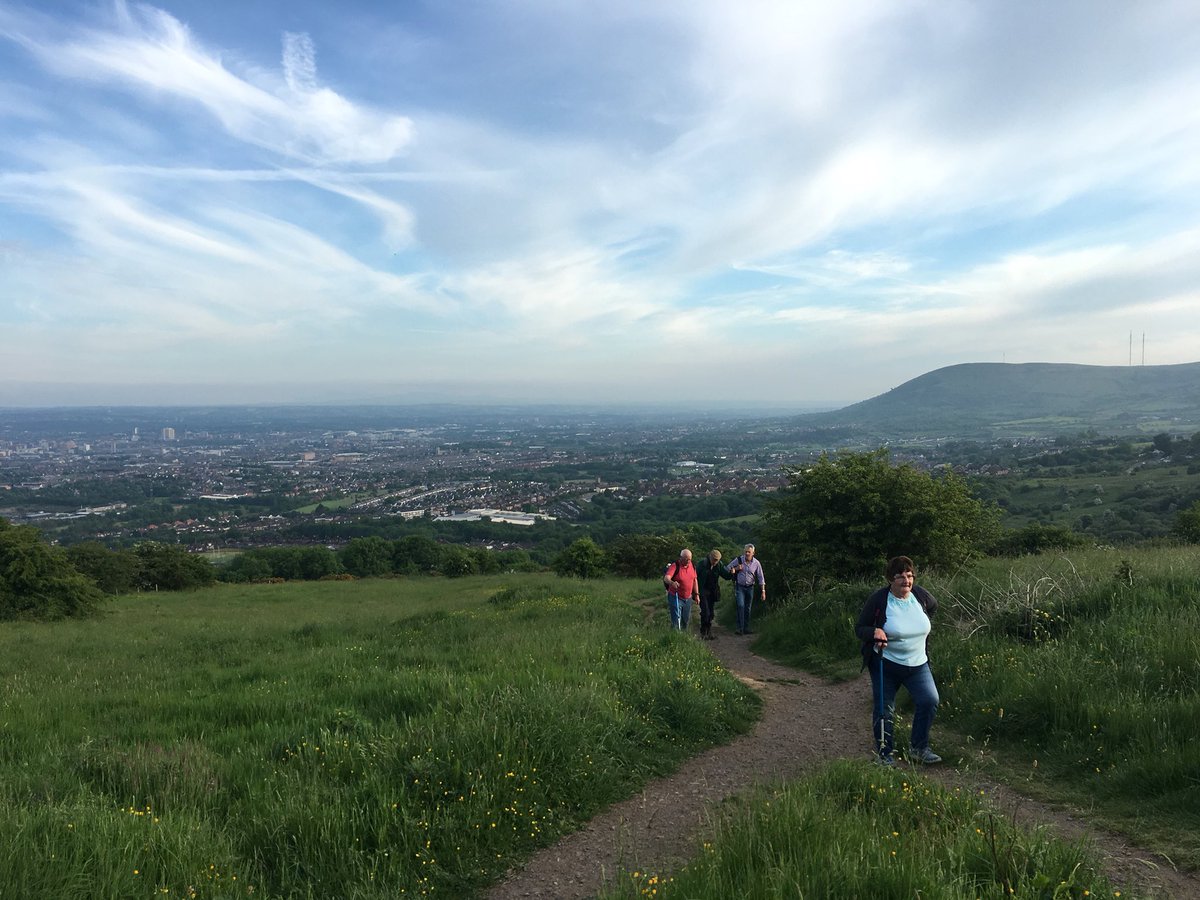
[744,543,755,552]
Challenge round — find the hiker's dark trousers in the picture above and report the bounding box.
[699,590,718,633]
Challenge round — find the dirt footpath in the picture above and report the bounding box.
[486,618,1199,900]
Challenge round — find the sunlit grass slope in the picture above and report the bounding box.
[752,545,1200,871]
[0,575,759,899]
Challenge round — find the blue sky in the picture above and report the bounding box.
[2,0,1199,408]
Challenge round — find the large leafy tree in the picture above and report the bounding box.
[0,518,107,619]
[760,449,998,588]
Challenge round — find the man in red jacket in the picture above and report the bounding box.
[663,549,700,631]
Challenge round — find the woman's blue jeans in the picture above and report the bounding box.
[868,656,939,756]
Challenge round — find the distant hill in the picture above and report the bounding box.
[805,362,1200,439]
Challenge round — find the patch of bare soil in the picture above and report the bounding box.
[486,615,1199,900]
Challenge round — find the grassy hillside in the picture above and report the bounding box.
[0,575,758,898]
[805,361,1200,438]
[0,571,1158,898]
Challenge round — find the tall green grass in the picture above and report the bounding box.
[751,546,1200,870]
[603,761,1122,900]
[0,575,758,898]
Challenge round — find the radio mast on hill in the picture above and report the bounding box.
[1129,331,1146,366]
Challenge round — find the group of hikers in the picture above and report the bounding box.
[662,544,765,638]
[664,547,941,768]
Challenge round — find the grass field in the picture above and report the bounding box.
[751,544,1200,872]
[0,575,757,898]
[289,492,376,514]
[1,565,1171,898]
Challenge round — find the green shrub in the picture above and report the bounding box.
[552,537,608,578]
[1174,499,1200,543]
[760,449,999,588]
[0,518,107,619]
[134,542,216,590]
[65,542,141,594]
[988,522,1090,557]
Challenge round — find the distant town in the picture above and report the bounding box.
[0,406,822,550]
[4,404,1194,551]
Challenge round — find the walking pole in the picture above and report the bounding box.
[877,649,886,758]
[874,602,887,760]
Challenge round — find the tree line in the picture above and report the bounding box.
[0,519,216,620]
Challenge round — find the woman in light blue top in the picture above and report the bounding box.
[854,556,941,767]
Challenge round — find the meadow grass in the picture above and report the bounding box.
[750,545,1200,870]
[602,761,1124,900]
[0,574,759,899]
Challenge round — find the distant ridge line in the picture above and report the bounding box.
[802,361,1200,438]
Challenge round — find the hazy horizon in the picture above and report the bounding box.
[4,358,1199,412]
[0,380,848,413]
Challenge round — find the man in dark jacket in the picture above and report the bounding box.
[695,549,733,640]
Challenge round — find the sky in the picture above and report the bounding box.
[2,0,1199,409]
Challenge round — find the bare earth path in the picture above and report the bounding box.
[487,616,1200,900]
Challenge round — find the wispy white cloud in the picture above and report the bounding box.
[12,2,413,164]
[2,1,1199,403]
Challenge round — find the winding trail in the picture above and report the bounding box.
[487,615,1199,900]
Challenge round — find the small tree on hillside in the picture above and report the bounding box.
[606,528,733,580]
[552,538,608,579]
[1174,500,1200,543]
[219,550,273,583]
[65,542,140,594]
[134,542,216,591]
[297,546,340,580]
[760,449,999,589]
[0,518,106,619]
[438,546,477,578]
[339,537,393,578]
[606,532,688,579]
[393,534,442,574]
